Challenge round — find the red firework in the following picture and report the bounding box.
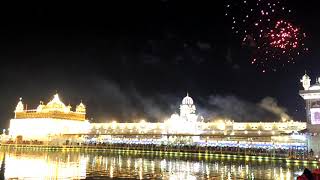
[225,0,308,71]
[268,20,302,51]
[250,20,307,72]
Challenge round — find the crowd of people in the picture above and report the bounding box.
[79,141,313,159]
[3,139,315,160]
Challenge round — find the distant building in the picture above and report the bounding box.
[299,72,320,125]
[299,72,320,153]
[7,92,307,147]
[165,93,203,134]
[9,93,90,141]
[91,93,306,145]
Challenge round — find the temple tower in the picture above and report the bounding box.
[299,72,320,130]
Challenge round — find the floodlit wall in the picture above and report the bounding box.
[90,121,307,135]
[9,118,90,140]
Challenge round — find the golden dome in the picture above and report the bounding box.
[182,93,194,105]
[15,97,24,113]
[76,101,86,113]
[43,94,68,112]
[14,93,86,120]
[36,101,45,112]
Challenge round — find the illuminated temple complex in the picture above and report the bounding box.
[6,92,307,148]
[90,93,307,148]
[9,94,90,141]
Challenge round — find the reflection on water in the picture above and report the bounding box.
[0,149,318,179]
[2,151,87,179]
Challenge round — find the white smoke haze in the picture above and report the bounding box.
[259,97,291,121]
[86,77,291,123]
[87,77,179,123]
[201,95,291,122]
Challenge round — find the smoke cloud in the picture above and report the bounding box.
[200,95,291,122]
[259,97,290,121]
[85,77,290,123]
[86,77,179,123]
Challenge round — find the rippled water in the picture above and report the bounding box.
[0,149,318,179]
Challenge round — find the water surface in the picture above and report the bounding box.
[0,149,317,179]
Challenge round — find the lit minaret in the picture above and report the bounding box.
[166,93,201,137]
[180,93,196,117]
[14,97,24,113]
[299,72,320,126]
[300,72,311,90]
[14,97,24,118]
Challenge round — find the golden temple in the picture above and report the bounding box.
[14,94,86,121]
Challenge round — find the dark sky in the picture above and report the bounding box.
[0,1,318,128]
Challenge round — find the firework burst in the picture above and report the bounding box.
[225,0,307,71]
[268,20,305,50]
[250,20,307,71]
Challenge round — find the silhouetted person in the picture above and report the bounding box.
[303,168,314,180]
[310,149,314,157]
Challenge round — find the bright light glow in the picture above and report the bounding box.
[10,92,309,146]
[5,154,87,179]
[217,121,226,130]
[111,121,117,129]
[140,119,146,124]
[281,116,287,122]
[290,134,306,141]
[165,94,201,138]
[9,118,90,140]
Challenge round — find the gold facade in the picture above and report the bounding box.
[15,111,85,121]
[14,93,86,121]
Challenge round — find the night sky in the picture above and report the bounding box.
[0,1,318,128]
